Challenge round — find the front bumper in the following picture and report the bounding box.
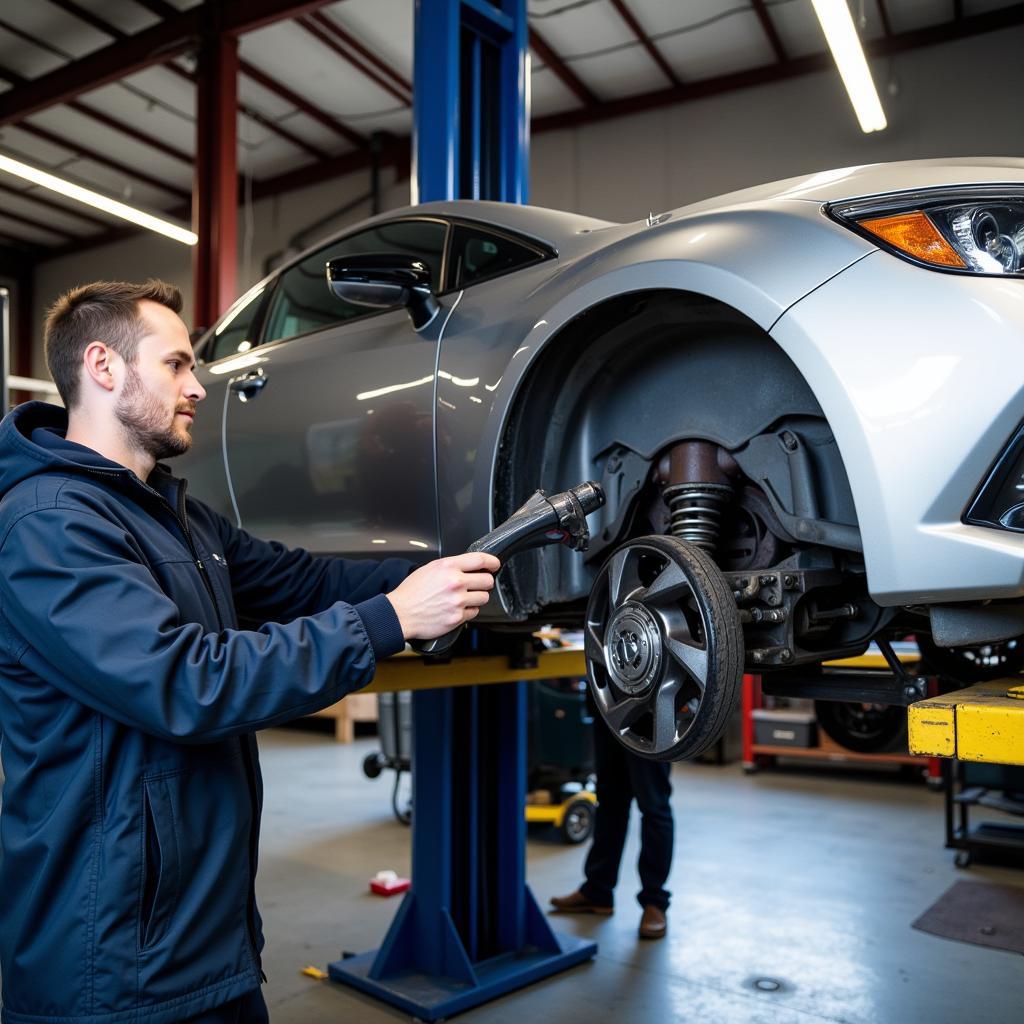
[771,249,1024,606]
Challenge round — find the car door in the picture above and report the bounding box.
[221,218,449,561]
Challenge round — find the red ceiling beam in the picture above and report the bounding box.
[750,0,788,63]
[0,205,78,242]
[68,100,193,165]
[192,34,238,329]
[876,0,893,38]
[608,0,680,87]
[162,59,340,161]
[42,0,342,162]
[45,0,128,40]
[298,13,412,106]
[0,180,111,229]
[129,0,178,18]
[535,2,1024,133]
[239,60,366,148]
[17,121,191,200]
[528,27,597,108]
[0,13,193,167]
[0,0,334,127]
[250,136,408,200]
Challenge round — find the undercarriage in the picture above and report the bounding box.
[574,432,1023,761]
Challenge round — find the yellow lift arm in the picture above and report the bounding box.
[909,679,1024,766]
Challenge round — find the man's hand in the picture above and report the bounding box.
[387,552,501,640]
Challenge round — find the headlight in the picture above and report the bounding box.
[828,188,1024,276]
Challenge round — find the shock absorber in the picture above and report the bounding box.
[659,440,737,554]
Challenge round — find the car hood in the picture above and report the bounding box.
[673,156,1024,215]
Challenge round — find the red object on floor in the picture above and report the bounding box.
[370,876,411,897]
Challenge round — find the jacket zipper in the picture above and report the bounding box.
[166,480,265,979]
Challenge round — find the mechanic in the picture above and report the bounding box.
[0,280,500,1024]
[550,695,674,940]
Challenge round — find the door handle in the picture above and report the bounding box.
[229,370,267,402]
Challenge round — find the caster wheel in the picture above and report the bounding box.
[362,753,384,779]
[584,535,744,761]
[561,798,595,844]
[743,765,759,775]
[954,850,972,869]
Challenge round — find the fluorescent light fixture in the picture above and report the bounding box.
[0,152,198,245]
[811,0,887,133]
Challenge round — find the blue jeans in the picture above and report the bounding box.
[580,719,674,911]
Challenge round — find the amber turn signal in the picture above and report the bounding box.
[858,211,966,268]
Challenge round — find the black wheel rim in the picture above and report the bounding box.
[586,542,711,757]
[564,802,593,841]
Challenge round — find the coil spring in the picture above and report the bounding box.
[663,483,733,552]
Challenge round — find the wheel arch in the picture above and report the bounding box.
[490,286,859,618]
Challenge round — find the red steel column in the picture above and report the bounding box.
[192,31,238,332]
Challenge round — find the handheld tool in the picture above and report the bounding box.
[413,481,606,656]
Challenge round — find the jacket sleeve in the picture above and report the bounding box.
[0,507,404,744]
[206,505,415,646]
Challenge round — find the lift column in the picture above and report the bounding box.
[328,2,596,1019]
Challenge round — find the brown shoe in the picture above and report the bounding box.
[549,890,614,915]
[639,905,667,940]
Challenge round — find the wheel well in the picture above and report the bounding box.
[495,289,859,618]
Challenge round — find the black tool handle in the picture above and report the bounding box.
[410,481,605,657]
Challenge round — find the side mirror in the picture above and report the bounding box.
[326,253,440,331]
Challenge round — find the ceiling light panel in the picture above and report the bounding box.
[768,0,886,61]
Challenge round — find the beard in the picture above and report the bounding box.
[115,364,194,462]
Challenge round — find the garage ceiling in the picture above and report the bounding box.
[0,0,1021,258]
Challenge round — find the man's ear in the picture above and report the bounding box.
[82,341,118,394]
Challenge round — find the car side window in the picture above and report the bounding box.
[202,284,267,363]
[263,219,448,345]
[450,223,543,288]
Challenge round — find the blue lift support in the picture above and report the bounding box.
[328,1,597,1018]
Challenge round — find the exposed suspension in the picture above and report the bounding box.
[658,440,737,554]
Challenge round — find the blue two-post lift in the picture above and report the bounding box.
[328,1,597,1019]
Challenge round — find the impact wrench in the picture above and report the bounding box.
[412,481,606,656]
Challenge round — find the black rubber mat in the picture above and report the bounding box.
[913,880,1024,955]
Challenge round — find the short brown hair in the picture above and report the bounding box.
[44,279,183,409]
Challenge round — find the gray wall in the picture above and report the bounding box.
[29,23,1024,378]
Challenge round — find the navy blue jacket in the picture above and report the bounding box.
[0,402,411,1024]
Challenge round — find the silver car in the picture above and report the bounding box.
[182,157,1024,760]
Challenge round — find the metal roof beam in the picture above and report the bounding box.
[876,0,893,38]
[0,180,111,228]
[535,2,1024,133]
[0,205,78,241]
[17,121,191,201]
[607,0,680,87]
[298,13,412,106]
[0,0,334,126]
[130,0,178,18]
[750,0,787,63]
[238,61,366,149]
[44,0,127,40]
[528,27,597,108]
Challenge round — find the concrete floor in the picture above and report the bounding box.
[256,727,1024,1024]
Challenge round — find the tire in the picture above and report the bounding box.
[814,700,907,754]
[561,798,596,844]
[585,534,744,761]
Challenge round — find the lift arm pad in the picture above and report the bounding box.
[908,679,1024,765]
